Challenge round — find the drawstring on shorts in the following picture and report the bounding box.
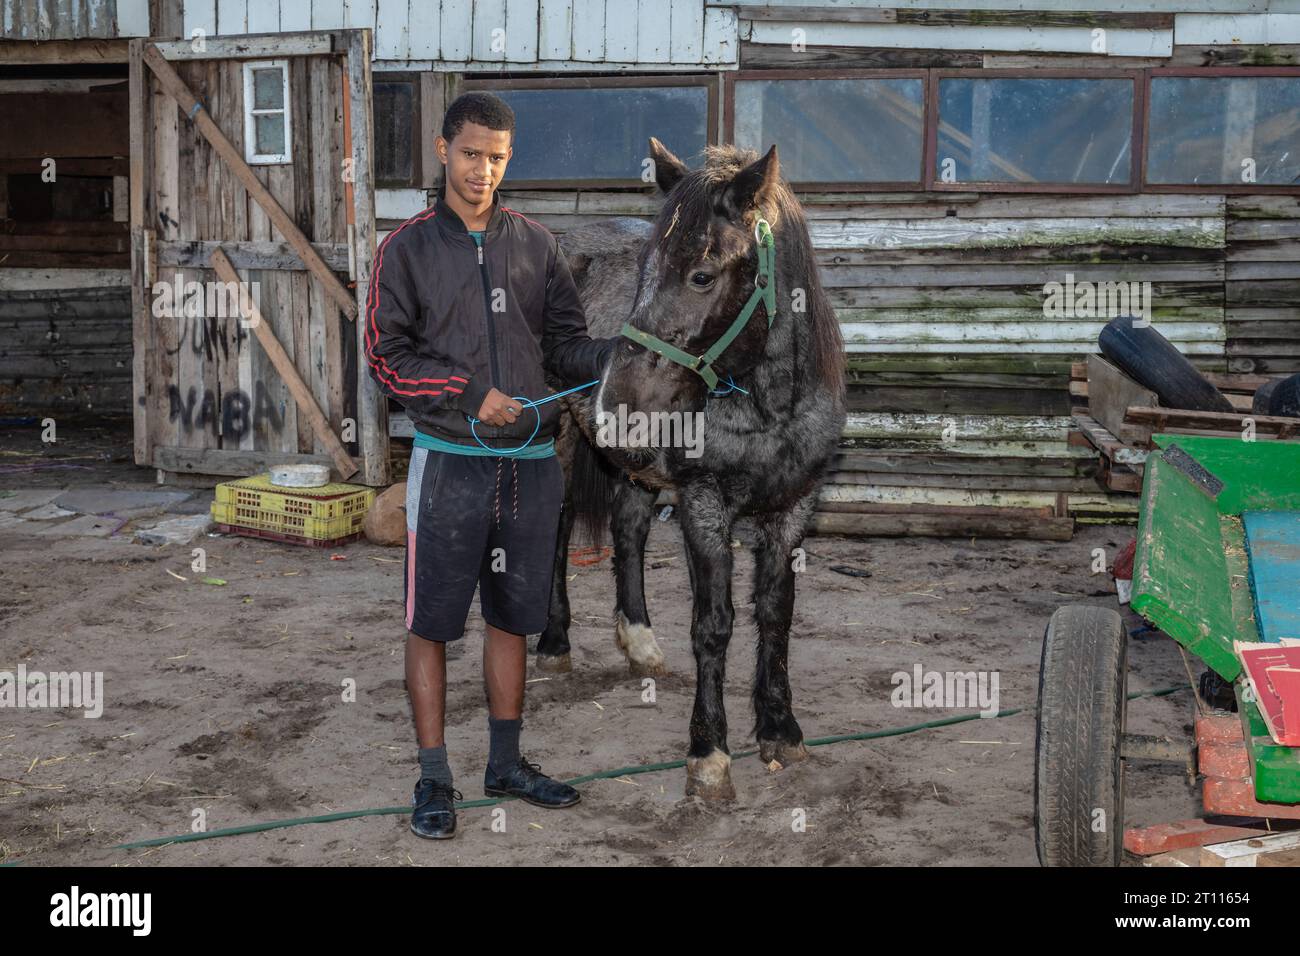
[492,457,520,530]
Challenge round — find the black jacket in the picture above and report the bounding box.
[365,184,614,447]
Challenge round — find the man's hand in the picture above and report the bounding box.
[475,388,523,427]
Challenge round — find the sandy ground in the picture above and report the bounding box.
[0,418,1200,867]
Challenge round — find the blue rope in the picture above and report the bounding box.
[463,370,749,455]
[708,373,749,397]
[465,379,601,455]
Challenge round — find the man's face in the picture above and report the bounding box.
[436,121,512,206]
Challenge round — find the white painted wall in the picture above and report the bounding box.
[179,0,738,66]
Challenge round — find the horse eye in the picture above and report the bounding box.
[690,271,715,288]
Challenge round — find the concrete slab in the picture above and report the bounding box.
[33,514,121,538]
[22,503,77,520]
[0,488,63,512]
[133,514,212,547]
[53,489,191,516]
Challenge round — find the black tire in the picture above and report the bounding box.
[1035,604,1127,867]
[1253,379,1281,415]
[1266,372,1300,418]
[1098,315,1234,413]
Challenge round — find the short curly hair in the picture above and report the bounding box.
[441,91,515,143]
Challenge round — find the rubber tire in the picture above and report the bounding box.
[1035,604,1127,867]
[1266,372,1300,418]
[1098,315,1234,413]
[1253,379,1281,415]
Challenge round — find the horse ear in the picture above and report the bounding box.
[722,144,780,218]
[648,137,688,194]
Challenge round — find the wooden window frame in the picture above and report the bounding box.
[1142,67,1300,195]
[373,70,423,189]
[461,73,719,190]
[242,59,291,165]
[724,68,930,191]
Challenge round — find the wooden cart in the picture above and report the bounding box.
[1035,435,1300,866]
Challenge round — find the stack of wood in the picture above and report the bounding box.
[1071,355,1298,493]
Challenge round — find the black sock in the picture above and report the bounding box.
[487,716,522,776]
[418,745,452,787]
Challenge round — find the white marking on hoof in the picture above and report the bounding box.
[534,653,572,674]
[615,612,666,675]
[685,750,735,801]
[759,739,810,767]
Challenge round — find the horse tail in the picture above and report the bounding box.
[568,429,617,547]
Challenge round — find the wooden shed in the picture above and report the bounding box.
[4,1,1300,538]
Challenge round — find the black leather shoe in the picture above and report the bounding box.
[484,757,581,808]
[410,778,461,839]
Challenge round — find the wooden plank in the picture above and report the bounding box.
[408,0,441,60]
[1088,354,1159,439]
[1243,511,1300,644]
[141,42,357,321]
[153,443,331,476]
[0,38,128,62]
[740,41,980,69]
[215,0,247,34]
[1200,831,1300,867]
[1124,819,1268,857]
[154,239,351,270]
[506,0,539,63]
[745,21,1172,57]
[472,0,507,62]
[346,27,388,486]
[375,0,410,60]
[809,509,1074,541]
[1125,405,1300,442]
[210,246,356,477]
[807,217,1225,251]
[701,5,737,64]
[538,0,572,60]
[440,0,473,60]
[148,34,333,60]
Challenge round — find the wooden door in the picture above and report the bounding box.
[128,29,387,485]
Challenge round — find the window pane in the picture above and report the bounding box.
[374,81,415,183]
[734,77,923,183]
[937,77,1134,184]
[255,113,285,156]
[252,68,284,110]
[1148,76,1300,185]
[488,85,709,181]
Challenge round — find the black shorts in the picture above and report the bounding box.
[403,447,563,642]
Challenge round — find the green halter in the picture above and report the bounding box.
[619,218,776,391]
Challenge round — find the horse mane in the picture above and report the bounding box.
[652,144,845,396]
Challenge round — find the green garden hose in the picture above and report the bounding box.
[107,684,1189,853]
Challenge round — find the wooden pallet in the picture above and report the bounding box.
[1070,359,1298,491]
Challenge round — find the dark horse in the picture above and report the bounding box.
[538,140,847,800]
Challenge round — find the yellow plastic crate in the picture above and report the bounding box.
[211,473,374,542]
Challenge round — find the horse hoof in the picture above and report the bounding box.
[534,653,572,674]
[615,614,667,676]
[759,739,810,768]
[685,751,736,801]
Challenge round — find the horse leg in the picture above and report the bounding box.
[751,493,817,767]
[679,482,738,800]
[611,481,665,676]
[535,491,575,672]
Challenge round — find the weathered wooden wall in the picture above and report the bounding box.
[0,269,133,413]
[0,0,149,38]
[138,49,358,471]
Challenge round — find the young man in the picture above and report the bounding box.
[366,92,615,840]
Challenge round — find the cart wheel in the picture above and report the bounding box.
[1035,604,1127,867]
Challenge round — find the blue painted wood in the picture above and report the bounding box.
[1243,511,1300,644]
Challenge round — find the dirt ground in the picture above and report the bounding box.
[0,418,1200,867]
